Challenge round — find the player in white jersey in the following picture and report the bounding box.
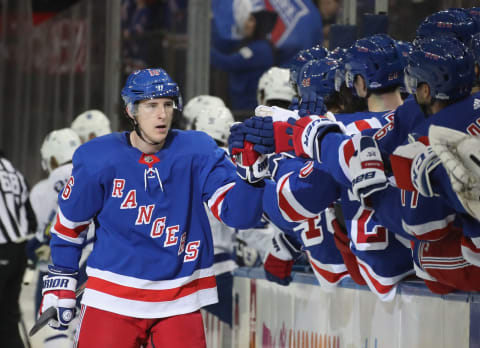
[27,128,82,348]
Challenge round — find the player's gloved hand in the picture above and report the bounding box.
[39,265,78,330]
[429,125,480,196]
[348,135,389,202]
[287,115,345,160]
[254,106,299,153]
[263,231,302,286]
[242,116,275,154]
[428,125,480,220]
[229,122,270,183]
[288,96,300,111]
[389,137,441,197]
[298,91,327,117]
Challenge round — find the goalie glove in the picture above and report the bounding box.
[348,135,389,202]
[429,125,480,196]
[389,136,441,197]
[39,265,78,330]
[429,125,480,220]
[263,231,302,286]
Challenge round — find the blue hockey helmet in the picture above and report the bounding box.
[463,7,480,33]
[306,44,329,61]
[343,34,406,91]
[404,36,474,101]
[288,45,329,88]
[416,9,477,45]
[297,58,339,100]
[327,46,347,61]
[471,32,480,64]
[121,68,183,111]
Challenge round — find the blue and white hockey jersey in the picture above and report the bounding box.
[264,159,349,291]
[270,110,414,300]
[50,130,264,319]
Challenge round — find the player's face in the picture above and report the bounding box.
[136,97,174,144]
[244,15,256,37]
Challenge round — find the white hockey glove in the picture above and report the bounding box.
[429,125,480,219]
[348,135,389,202]
[39,265,78,330]
[390,138,441,197]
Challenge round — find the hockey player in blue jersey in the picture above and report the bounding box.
[245,37,415,300]
[39,68,267,348]
[288,35,480,293]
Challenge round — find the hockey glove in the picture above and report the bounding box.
[263,231,302,286]
[390,137,441,197]
[230,141,269,183]
[39,265,78,330]
[288,96,300,111]
[242,116,275,154]
[429,125,480,196]
[298,91,327,117]
[348,135,389,202]
[429,125,480,220]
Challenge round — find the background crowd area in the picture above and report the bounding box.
[2,0,480,347]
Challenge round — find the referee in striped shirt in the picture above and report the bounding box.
[0,153,37,347]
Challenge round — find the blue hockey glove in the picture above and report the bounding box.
[242,116,275,154]
[228,122,246,156]
[298,91,327,117]
[348,135,389,203]
[39,265,78,330]
[231,141,270,183]
[263,231,302,286]
[288,96,300,111]
[229,121,269,183]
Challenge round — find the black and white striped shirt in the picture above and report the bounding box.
[0,156,36,244]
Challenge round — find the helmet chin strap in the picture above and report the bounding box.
[132,116,163,146]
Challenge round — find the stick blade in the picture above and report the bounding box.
[29,307,57,337]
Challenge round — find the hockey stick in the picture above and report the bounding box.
[29,283,85,337]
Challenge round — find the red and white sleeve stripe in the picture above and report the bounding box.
[277,172,318,222]
[207,182,236,222]
[401,214,456,241]
[50,208,90,245]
